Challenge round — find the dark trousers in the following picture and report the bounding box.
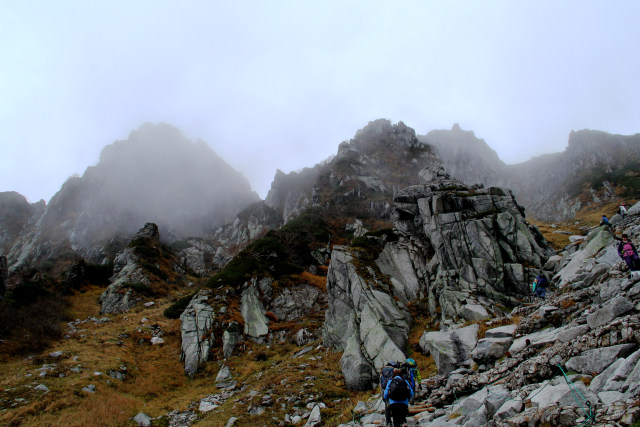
[623,255,640,271]
[384,400,391,425]
[388,402,408,426]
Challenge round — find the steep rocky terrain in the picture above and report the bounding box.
[4,123,259,273]
[345,204,640,426]
[2,119,640,426]
[423,126,640,221]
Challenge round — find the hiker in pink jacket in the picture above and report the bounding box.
[618,234,640,272]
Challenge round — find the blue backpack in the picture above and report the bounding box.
[380,366,395,391]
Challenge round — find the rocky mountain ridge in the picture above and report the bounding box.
[2,119,640,426]
[424,125,640,221]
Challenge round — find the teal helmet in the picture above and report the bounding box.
[406,358,416,367]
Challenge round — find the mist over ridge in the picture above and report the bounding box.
[4,123,260,269]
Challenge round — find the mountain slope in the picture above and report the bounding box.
[6,123,259,272]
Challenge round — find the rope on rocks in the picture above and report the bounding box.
[556,364,595,426]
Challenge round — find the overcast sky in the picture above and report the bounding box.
[2,1,639,204]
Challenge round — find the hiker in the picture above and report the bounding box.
[405,358,422,391]
[620,203,628,219]
[618,234,640,272]
[379,363,396,426]
[383,368,414,427]
[600,215,611,227]
[532,274,548,299]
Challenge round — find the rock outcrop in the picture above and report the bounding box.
[323,246,411,390]
[378,209,640,426]
[0,192,45,256]
[324,166,552,388]
[390,173,551,324]
[265,119,436,224]
[180,290,216,377]
[240,281,270,341]
[100,223,168,314]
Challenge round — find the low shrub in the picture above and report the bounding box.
[140,260,167,280]
[164,293,196,319]
[0,293,69,354]
[125,282,155,296]
[84,262,113,286]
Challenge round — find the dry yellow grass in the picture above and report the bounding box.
[66,285,105,319]
[0,290,226,426]
[297,270,327,291]
[529,199,637,250]
[0,283,377,427]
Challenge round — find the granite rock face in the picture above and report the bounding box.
[389,170,551,323]
[99,223,161,314]
[180,290,216,377]
[324,169,551,388]
[241,281,270,341]
[419,324,479,375]
[323,246,410,390]
[424,126,640,222]
[265,119,436,224]
[402,208,640,426]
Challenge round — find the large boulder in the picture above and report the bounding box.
[180,290,216,376]
[390,175,552,322]
[565,344,636,375]
[222,322,241,359]
[419,324,479,375]
[241,281,269,341]
[528,378,599,409]
[586,296,635,329]
[554,226,616,287]
[472,336,513,363]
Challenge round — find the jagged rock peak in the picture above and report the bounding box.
[349,119,425,151]
[418,160,452,183]
[265,119,436,223]
[133,222,160,243]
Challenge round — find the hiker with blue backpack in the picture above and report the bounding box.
[383,368,414,426]
[380,364,396,426]
[532,274,548,299]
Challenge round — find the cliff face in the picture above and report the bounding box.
[6,123,259,272]
[423,127,640,221]
[0,192,45,256]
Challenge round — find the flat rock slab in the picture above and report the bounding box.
[485,324,517,339]
[587,296,634,329]
[509,326,567,355]
[566,344,636,375]
[528,380,599,408]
